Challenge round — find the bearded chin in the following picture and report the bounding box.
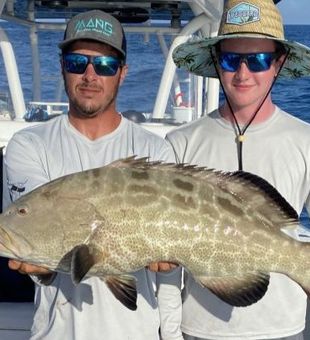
[64,79,120,119]
[73,100,100,118]
[68,89,118,119]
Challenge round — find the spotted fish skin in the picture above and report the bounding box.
[0,157,309,309]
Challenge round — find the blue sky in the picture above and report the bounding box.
[278,1,310,25]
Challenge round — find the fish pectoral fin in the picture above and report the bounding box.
[196,272,270,307]
[71,244,97,285]
[105,275,137,311]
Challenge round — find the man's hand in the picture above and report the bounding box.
[8,259,52,276]
[148,261,178,272]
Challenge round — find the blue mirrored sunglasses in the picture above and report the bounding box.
[63,53,123,76]
[218,52,279,73]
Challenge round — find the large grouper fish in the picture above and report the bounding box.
[0,157,309,310]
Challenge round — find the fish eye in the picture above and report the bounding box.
[17,206,28,216]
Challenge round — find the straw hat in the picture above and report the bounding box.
[173,0,310,78]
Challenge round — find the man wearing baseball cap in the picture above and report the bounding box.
[159,0,310,339]
[5,10,174,340]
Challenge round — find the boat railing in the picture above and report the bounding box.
[0,26,26,119]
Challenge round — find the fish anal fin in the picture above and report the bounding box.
[197,272,270,307]
[71,244,96,285]
[105,275,137,311]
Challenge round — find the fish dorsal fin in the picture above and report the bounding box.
[108,156,153,168]
[105,275,137,311]
[231,171,298,221]
[197,272,270,307]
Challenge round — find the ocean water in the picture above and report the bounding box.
[272,26,310,123]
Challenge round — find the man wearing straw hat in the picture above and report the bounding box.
[158,0,310,339]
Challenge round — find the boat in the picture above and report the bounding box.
[1,1,310,339]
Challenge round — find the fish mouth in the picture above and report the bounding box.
[0,226,33,260]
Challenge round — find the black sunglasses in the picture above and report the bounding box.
[63,53,123,76]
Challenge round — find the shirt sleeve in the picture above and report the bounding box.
[5,132,50,203]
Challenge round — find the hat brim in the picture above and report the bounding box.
[173,34,310,78]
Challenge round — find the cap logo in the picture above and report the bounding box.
[226,2,260,25]
[75,17,113,37]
